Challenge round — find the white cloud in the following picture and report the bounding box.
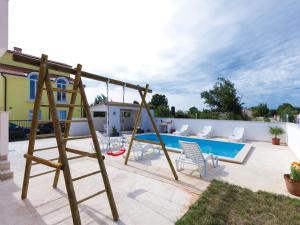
[9,0,300,110]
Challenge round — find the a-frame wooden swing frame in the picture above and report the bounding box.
[124,84,178,180]
[13,52,178,225]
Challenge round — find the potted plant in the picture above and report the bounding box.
[284,162,300,197]
[269,126,285,145]
[111,126,119,137]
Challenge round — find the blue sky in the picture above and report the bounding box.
[10,0,300,110]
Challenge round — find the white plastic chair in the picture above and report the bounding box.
[173,124,189,136]
[95,131,120,151]
[123,136,160,160]
[197,125,212,138]
[176,141,218,176]
[229,127,244,142]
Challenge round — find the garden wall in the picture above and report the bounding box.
[286,123,300,159]
[155,117,287,143]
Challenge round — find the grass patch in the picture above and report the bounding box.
[176,180,300,225]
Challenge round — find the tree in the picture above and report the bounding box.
[154,105,171,117]
[150,94,168,109]
[188,106,199,118]
[252,103,269,117]
[92,94,107,105]
[175,110,190,118]
[200,77,243,115]
[277,103,296,122]
[277,103,295,115]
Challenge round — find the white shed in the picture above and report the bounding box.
[70,102,154,136]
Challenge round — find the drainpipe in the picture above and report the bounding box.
[81,95,83,118]
[0,73,7,111]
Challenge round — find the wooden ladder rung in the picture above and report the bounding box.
[42,88,80,93]
[32,157,59,165]
[77,190,106,204]
[72,170,101,182]
[29,169,57,179]
[34,146,57,152]
[68,155,85,161]
[37,120,87,124]
[36,134,56,139]
[62,120,88,123]
[65,148,104,159]
[40,104,82,108]
[64,135,92,141]
[24,154,62,169]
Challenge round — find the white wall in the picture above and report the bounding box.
[286,123,300,159]
[0,112,9,157]
[156,117,287,143]
[0,0,8,56]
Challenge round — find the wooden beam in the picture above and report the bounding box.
[78,78,119,221]
[44,65,81,225]
[24,154,62,169]
[139,85,179,180]
[21,54,48,199]
[13,53,152,93]
[32,156,59,165]
[124,86,148,165]
[53,65,84,189]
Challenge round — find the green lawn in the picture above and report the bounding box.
[176,180,300,225]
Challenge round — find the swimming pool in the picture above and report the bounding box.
[135,133,249,160]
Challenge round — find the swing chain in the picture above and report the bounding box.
[106,79,111,150]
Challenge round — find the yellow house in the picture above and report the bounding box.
[0,48,83,123]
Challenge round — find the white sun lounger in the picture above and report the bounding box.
[173,124,189,136]
[229,127,244,142]
[197,125,212,138]
[176,141,218,176]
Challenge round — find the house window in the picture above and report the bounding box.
[28,72,38,100]
[93,111,106,117]
[56,77,68,102]
[29,110,42,120]
[122,111,131,117]
[58,110,67,120]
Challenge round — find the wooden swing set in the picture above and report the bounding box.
[13,52,178,225]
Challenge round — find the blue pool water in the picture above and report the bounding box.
[135,133,245,158]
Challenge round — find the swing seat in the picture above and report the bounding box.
[107,147,126,157]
